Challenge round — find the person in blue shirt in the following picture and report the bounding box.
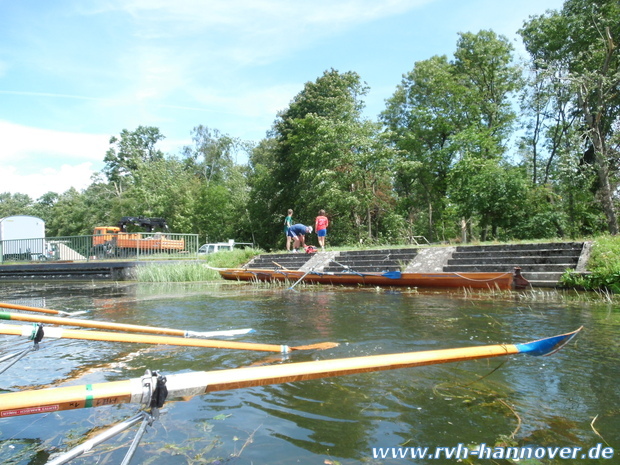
[287,224,313,253]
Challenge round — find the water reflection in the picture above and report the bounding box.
[0,283,617,464]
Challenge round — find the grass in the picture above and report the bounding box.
[134,248,262,282]
[560,235,620,292]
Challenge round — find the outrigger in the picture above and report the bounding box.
[0,327,582,464]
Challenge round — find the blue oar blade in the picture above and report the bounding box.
[382,271,402,279]
[515,326,582,356]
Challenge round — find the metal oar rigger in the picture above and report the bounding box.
[0,324,44,376]
[0,328,582,464]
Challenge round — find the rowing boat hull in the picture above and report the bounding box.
[219,269,526,289]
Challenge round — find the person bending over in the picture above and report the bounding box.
[287,224,312,253]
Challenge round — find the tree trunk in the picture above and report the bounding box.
[576,28,619,235]
[461,218,467,243]
[592,141,619,235]
[578,79,619,235]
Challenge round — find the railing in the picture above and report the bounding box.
[0,233,200,263]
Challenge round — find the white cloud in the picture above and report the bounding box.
[98,0,433,66]
[0,121,108,198]
[0,163,96,199]
[0,120,109,163]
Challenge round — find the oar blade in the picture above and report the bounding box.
[290,342,340,351]
[516,326,583,356]
[185,328,255,338]
[58,311,88,317]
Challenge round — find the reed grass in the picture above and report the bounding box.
[134,262,218,282]
[134,248,262,282]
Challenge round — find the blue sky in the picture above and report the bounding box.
[0,0,565,199]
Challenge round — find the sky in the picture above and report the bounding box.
[0,0,566,200]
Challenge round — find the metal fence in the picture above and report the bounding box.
[0,233,199,263]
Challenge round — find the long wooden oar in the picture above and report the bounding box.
[0,302,86,316]
[0,311,252,339]
[0,327,581,418]
[0,323,339,354]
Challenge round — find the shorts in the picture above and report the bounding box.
[287,229,298,238]
[317,229,327,237]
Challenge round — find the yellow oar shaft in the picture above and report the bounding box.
[0,343,519,418]
[0,323,288,353]
[0,302,63,315]
[1,311,192,337]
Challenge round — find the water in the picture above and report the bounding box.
[0,283,618,464]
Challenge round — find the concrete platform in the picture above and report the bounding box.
[0,261,141,281]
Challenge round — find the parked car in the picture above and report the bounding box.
[198,240,253,255]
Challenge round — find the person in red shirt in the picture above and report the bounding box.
[315,209,329,251]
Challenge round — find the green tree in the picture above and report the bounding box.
[182,125,241,184]
[382,55,465,241]
[453,30,521,159]
[519,0,620,234]
[382,30,521,241]
[448,158,528,241]
[103,126,166,196]
[247,138,282,248]
[44,188,94,236]
[113,157,198,233]
[0,193,35,219]
[266,69,395,246]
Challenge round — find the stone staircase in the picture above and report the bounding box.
[442,242,588,287]
[322,249,418,273]
[242,242,589,288]
[246,253,312,270]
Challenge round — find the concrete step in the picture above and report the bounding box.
[323,265,402,273]
[455,242,584,252]
[519,271,566,287]
[451,249,582,259]
[248,254,311,269]
[336,249,417,257]
[443,264,572,273]
[334,254,418,262]
[447,256,580,266]
[329,258,414,267]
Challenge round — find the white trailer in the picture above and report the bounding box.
[0,215,46,261]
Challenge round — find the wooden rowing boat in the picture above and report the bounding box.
[218,267,529,290]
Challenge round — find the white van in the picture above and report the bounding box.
[198,240,253,255]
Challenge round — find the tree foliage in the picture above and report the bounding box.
[3,5,619,248]
[519,0,620,234]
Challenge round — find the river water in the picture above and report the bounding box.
[0,282,617,464]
